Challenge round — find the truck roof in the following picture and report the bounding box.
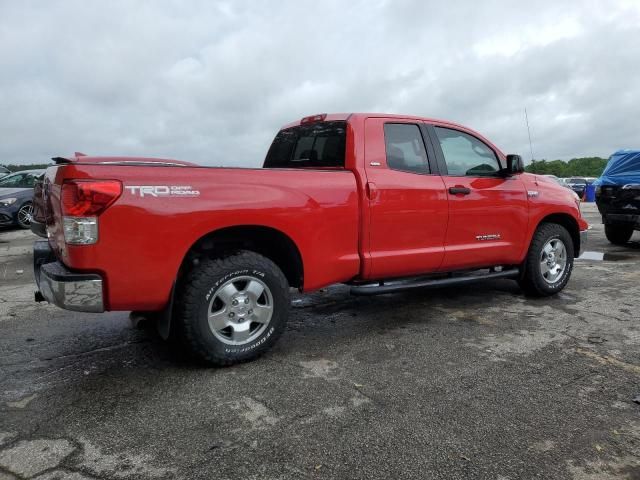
[281,113,472,131]
[280,113,504,158]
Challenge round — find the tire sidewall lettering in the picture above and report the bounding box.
[205,269,262,301]
[202,267,278,355]
[224,326,275,354]
[538,232,573,291]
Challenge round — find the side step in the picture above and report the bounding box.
[350,268,520,296]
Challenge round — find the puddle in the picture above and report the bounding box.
[577,251,634,261]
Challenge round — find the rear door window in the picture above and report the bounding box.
[434,127,500,176]
[264,121,346,168]
[383,123,430,174]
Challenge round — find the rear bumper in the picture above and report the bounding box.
[34,240,104,313]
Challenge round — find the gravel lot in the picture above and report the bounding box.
[1,203,639,480]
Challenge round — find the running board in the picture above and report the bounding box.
[350,268,520,296]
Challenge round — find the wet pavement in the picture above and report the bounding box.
[0,203,639,479]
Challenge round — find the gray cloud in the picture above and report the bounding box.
[1,0,639,166]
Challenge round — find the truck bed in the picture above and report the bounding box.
[41,163,361,310]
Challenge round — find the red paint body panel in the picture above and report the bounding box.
[521,174,589,248]
[363,117,449,278]
[42,113,588,312]
[45,165,360,310]
[439,175,529,270]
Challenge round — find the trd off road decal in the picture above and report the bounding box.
[125,185,200,197]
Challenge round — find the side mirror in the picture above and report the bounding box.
[505,154,525,175]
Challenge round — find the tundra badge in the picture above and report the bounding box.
[476,234,501,241]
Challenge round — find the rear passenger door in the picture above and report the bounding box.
[364,118,448,279]
[426,125,528,270]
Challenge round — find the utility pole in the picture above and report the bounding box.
[525,107,535,165]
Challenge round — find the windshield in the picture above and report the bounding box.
[567,178,586,185]
[0,171,42,188]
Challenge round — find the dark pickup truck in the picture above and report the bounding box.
[595,150,640,245]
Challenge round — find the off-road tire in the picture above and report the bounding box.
[175,250,290,366]
[604,224,633,245]
[519,223,574,297]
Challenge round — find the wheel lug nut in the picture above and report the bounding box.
[229,312,235,318]
[232,300,238,306]
[244,298,250,304]
[248,309,253,314]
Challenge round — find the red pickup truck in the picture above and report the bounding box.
[32,113,588,365]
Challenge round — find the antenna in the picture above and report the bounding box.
[524,107,535,164]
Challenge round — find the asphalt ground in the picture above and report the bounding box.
[0,203,639,479]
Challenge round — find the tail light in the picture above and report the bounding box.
[61,180,122,216]
[61,180,121,245]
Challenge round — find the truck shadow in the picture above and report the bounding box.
[128,278,557,369]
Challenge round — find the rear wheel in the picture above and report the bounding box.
[604,224,633,245]
[175,250,290,366]
[17,202,33,229]
[519,223,574,297]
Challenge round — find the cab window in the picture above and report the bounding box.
[434,127,500,176]
[383,123,430,174]
[264,121,346,168]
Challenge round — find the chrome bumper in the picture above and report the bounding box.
[579,229,588,257]
[34,240,104,313]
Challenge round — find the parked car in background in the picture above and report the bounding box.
[595,149,640,245]
[0,169,44,229]
[542,175,570,189]
[542,174,561,184]
[566,177,588,198]
[0,166,10,179]
[542,176,577,198]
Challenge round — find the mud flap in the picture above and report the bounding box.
[156,282,176,341]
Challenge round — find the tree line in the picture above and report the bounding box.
[525,157,608,177]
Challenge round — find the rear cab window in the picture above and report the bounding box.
[263,121,346,169]
[383,124,430,174]
[434,127,500,176]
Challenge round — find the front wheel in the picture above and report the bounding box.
[604,224,633,245]
[17,202,33,229]
[175,250,290,366]
[519,223,574,297]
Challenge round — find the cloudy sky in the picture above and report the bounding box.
[1,0,639,167]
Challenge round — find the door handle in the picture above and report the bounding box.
[449,186,471,195]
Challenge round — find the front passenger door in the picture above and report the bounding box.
[428,125,528,271]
